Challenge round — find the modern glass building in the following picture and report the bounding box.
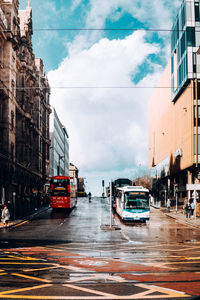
[171,0,200,101]
[49,108,69,177]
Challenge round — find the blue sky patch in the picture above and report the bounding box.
[104,12,145,40]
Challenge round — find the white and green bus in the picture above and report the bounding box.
[115,186,150,221]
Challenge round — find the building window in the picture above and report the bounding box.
[0,102,3,121]
[195,2,200,21]
[21,120,24,135]
[194,134,200,155]
[181,4,186,29]
[174,50,178,90]
[186,27,195,47]
[11,111,14,131]
[193,52,197,73]
[181,32,186,57]
[0,43,3,68]
[11,143,14,161]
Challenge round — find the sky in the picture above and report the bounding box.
[19,0,181,196]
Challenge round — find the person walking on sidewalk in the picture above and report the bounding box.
[185,202,191,219]
[88,192,92,202]
[167,198,171,212]
[1,204,10,226]
[191,201,195,218]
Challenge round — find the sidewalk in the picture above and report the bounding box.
[164,208,200,229]
[0,205,50,229]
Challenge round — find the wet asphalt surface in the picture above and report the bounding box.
[0,197,200,299]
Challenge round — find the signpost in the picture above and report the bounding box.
[13,192,16,220]
[100,180,120,231]
[102,180,105,197]
[110,180,112,227]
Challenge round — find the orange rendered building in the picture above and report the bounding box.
[149,0,200,205]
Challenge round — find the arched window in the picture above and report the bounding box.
[11,110,14,131]
[11,142,14,161]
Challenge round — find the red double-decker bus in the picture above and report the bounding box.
[50,176,77,209]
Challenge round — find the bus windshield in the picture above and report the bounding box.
[124,191,149,209]
[51,179,70,197]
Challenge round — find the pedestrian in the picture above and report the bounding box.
[185,202,191,219]
[88,192,92,202]
[1,204,10,226]
[166,198,171,212]
[191,201,195,218]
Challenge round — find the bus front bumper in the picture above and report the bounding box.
[123,217,150,221]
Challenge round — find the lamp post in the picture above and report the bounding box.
[102,180,105,197]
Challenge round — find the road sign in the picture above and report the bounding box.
[186,184,200,190]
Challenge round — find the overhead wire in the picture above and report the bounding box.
[0,86,194,90]
[0,27,194,90]
[0,27,191,32]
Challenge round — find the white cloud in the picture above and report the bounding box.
[47,0,182,195]
[85,0,181,30]
[48,31,161,194]
[70,0,83,12]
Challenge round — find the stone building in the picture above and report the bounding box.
[77,177,87,197]
[69,163,78,197]
[0,0,51,218]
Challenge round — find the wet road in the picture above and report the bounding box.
[0,197,200,299]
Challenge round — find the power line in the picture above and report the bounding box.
[0,86,193,90]
[33,28,173,32]
[0,27,192,33]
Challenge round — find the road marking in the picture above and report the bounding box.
[75,259,109,267]
[12,273,52,283]
[148,260,200,268]
[100,274,126,282]
[63,283,117,297]
[0,284,52,296]
[0,295,191,299]
[0,262,51,265]
[184,256,200,260]
[8,255,38,261]
[0,246,193,299]
[65,275,99,283]
[54,263,94,273]
[12,220,29,228]
[23,266,59,272]
[135,284,190,298]
[65,274,126,283]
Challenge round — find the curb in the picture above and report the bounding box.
[150,204,161,209]
[0,205,50,230]
[165,213,200,230]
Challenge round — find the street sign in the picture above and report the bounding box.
[186,184,200,190]
[192,190,199,198]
